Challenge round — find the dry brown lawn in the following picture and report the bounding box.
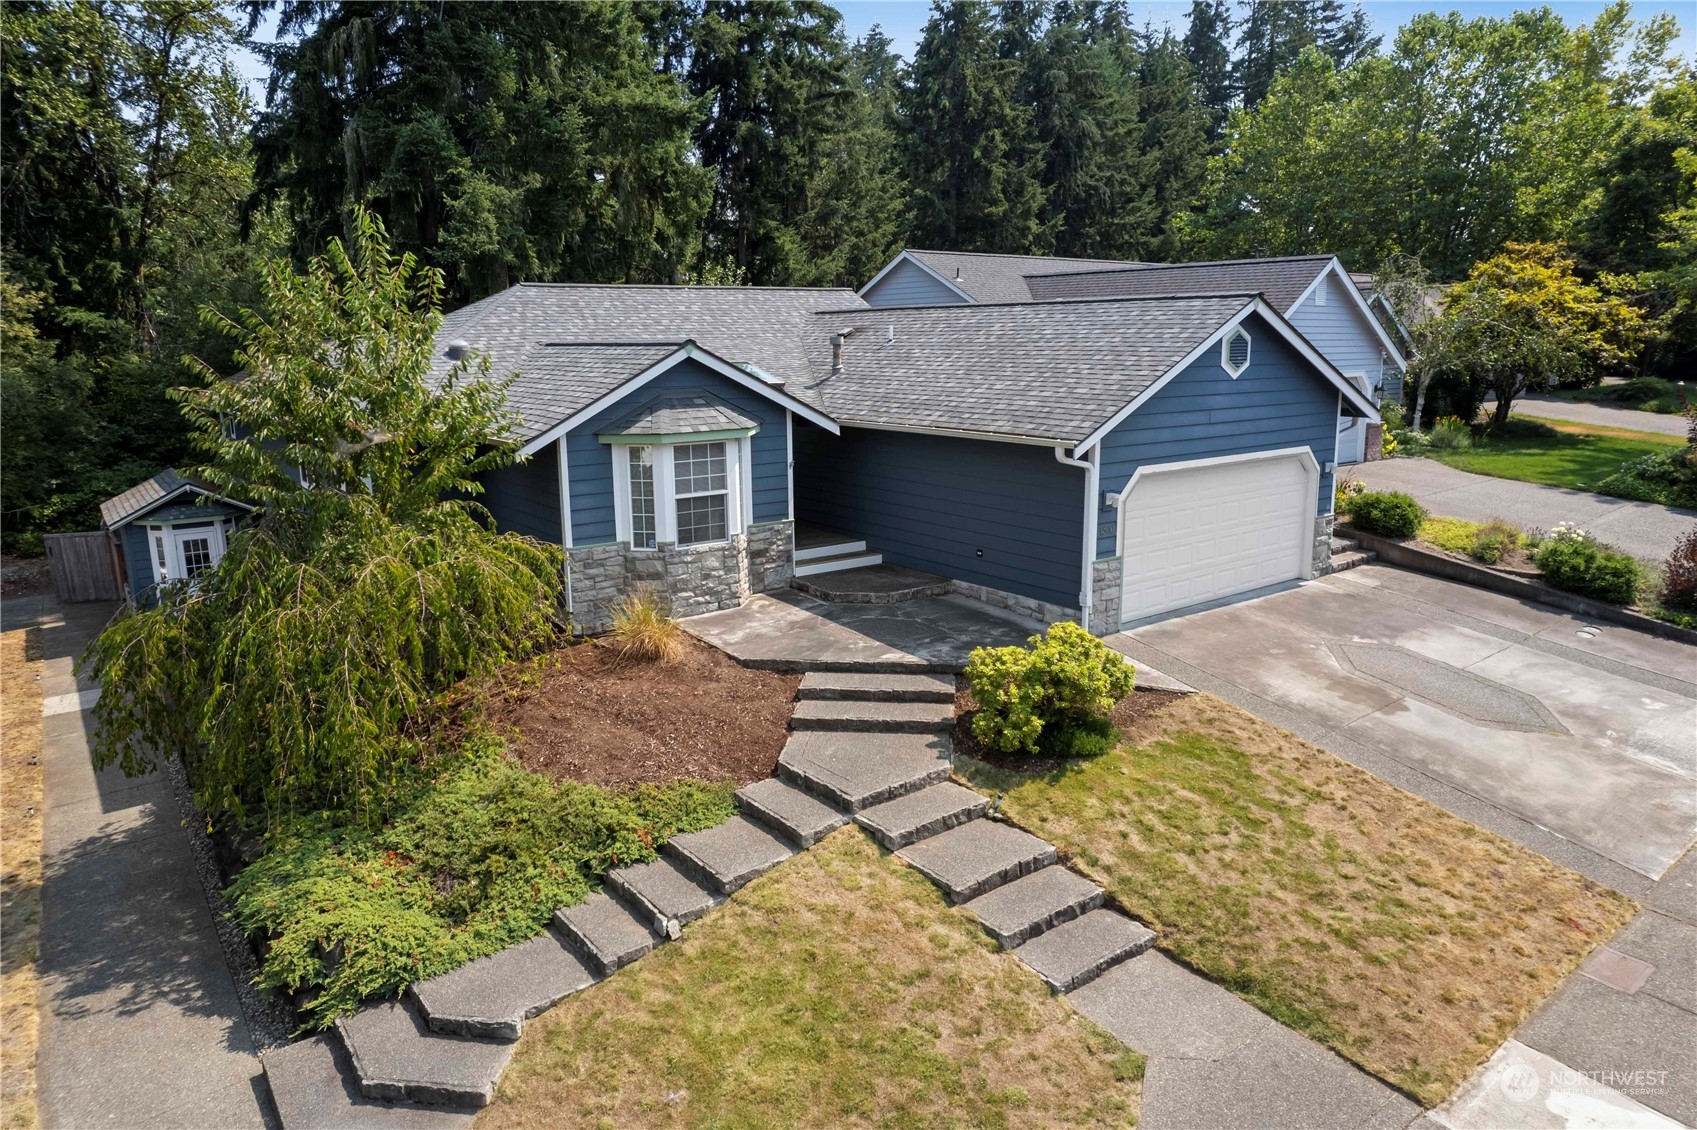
[1,614,44,1130]
[957,692,1637,1106]
[478,827,1143,1130]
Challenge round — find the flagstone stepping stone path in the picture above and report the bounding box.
[260,661,1157,1128]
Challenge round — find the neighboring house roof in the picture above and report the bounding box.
[792,294,1373,447]
[599,390,759,439]
[874,249,1147,304]
[1024,255,1334,311]
[99,469,253,529]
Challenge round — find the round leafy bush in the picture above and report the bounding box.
[1592,449,1697,510]
[1428,415,1474,450]
[1657,527,1697,612]
[1532,525,1642,604]
[1344,490,1426,538]
[964,621,1135,756]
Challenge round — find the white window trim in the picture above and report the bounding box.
[146,521,229,585]
[611,438,749,551]
[1221,326,1252,378]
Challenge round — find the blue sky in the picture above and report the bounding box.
[233,2,1692,104]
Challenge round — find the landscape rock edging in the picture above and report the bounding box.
[1339,525,1697,646]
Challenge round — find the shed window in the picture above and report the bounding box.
[1222,327,1252,377]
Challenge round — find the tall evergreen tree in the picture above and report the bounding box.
[251,2,709,298]
[1137,30,1211,259]
[684,1,853,283]
[901,1,1050,253]
[1028,11,1156,258]
[1183,0,1235,142]
[1236,0,1379,109]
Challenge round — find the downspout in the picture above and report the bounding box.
[1054,444,1099,633]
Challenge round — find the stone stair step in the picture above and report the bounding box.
[335,997,513,1109]
[662,815,796,895]
[792,549,884,577]
[262,1033,475,1129]
[606,856,720,935]
[1014,908,1155,993]
[798,671,956,704]
[789,699,954,734]
[777,731,952,812]
[855,782,988,851]
[553,891,661,974]
[895,819,1057,904]
[410,930,595,1041]
[1329,549,1376,573]
[964,865,1105,950]
[1330,536,1362,553]
[736,777,850,847]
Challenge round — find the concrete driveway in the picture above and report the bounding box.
[1108,564,1697,888]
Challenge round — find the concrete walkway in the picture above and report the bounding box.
[15,594,272,1129]
[1355,457,1696,561]
[1510,393,1689,438]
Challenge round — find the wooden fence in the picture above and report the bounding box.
[44,531,125,602]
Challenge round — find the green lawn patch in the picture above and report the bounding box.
[479,828,1142,1130]
[230,737,736,1029]
[1425,416,1681,497]
[955,694,1635,1106]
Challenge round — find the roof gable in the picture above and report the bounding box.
[1025,256,1333,311]
[100,469,254,529]
[895,249,1146,303]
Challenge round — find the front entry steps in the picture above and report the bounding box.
[264,673,1159,1127]
[792,563,954,604]
[790,698,954,734]
[1327,535,1377,574]
[793,530,882,577]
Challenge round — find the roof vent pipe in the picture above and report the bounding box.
[446,338,470,360]
[886,325,895,345]
[955,267,963,281]
[830,333,845,376]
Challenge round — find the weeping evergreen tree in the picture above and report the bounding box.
[85,209,564,826]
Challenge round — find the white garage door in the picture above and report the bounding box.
[1118,455,1312,624]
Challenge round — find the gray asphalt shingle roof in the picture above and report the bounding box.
[433,283,863,439]
[99,469,235,528]
[1023,256,1333,312]
[791,295,1257,444]
[600,391,758,438]
[903,249,1146,304]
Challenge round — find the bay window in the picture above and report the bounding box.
[610,437,750,549]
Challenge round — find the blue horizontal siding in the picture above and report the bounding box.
[566,357,790,545]
[861,258,967,307]
[1097,312,1338,558]
[476,443,561,544]
[795,423,1083,609]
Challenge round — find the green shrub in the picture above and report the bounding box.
[1470,519,1523,565]
[1344,491,1426,538]
[1334,474,1365,513]
[1531,525,1642,604]
[1378,401,1406,431]
[965,621,1135,756]
[1568,376,1684,413]
[1428,416,1474,450]
[1591,449,1697,510]
[1417,516,1481,555]
[230,739,737,1028]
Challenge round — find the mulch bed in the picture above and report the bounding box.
[481,635,799,789]
[952,678,1187,774]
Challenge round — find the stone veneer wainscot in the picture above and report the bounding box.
[567,520,794,633]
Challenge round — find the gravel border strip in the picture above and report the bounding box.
[161,753,296,1048]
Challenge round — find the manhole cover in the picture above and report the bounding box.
[1328,642,1567,733]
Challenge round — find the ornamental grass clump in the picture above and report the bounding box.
[1469,518,1523,564]
[965,621,1135,757]
[608,589,683,664]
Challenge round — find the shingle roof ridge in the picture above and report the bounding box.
[906,248,1139,266]
[1021,254,1334,281]
[813,292,1259,316]
[510,281,861,293]
[531,339,688,347]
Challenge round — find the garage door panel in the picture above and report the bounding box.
[1119,455,1311,624]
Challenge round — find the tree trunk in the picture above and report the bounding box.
[1492,382,1515,427]
[1412,373,1430,433]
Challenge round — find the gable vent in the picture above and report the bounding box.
[1222,327,1252,377]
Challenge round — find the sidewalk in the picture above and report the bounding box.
[1510,393,1689,439]
[15,593,272,1129]
[1355,457,1696,561]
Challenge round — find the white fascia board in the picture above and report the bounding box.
[1291,259,1409,372]
[1070,298,1378,457]
[110,482,256,529]
[517,343,839,458]
[856,251,975,303]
